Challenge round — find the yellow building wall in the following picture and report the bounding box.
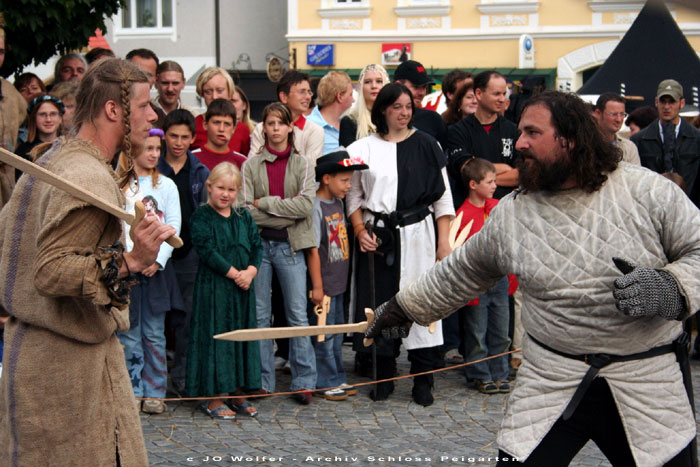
[293,36,647,71]
[538,0,593,26]
[298,0,322,30]
[290,0,700,72]
[450,1,481,30]
[370,1,401,30]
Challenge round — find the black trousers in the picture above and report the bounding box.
[496,378,693,466]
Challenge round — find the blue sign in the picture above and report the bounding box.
[524,38,533,51]
[307,44,334,66]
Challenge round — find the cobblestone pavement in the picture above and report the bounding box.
[142,345,700,466]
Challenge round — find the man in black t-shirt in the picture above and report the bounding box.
[394,60,448,149]
[447,70,520,206]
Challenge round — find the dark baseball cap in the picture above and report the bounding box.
[393,60,434,86]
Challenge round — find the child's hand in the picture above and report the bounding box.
[234,266,257,290]
[226,266,240,280]
[358,230,378,252]
[142,262,160,277]
[310,286,324,306]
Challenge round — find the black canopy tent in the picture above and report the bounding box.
[577,0,700,109]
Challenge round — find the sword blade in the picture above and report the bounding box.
[215,309,375,345]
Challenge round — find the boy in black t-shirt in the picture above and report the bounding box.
[307,150,367,401]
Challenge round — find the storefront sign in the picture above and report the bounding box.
[307,44,334,66]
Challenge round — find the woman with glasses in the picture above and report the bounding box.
[15,95,64,179]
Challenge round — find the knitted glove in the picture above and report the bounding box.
[612,257,686,320]
[364,296,412,340]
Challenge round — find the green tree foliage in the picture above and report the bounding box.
[1,0,124,77]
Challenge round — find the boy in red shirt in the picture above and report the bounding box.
[456,157,511,394]
[192,98,246,171]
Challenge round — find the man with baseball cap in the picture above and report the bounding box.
[394,60,448,148]
[632,78,700,205]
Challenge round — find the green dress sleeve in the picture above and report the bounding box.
[190,205,232,277]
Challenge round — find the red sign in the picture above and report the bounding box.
[381,43,412,66]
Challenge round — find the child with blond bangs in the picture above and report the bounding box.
[187,162,263,420]
[116,128,183,414]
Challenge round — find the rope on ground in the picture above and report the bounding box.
[137,348,522,403]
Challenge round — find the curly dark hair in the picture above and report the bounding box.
[522,91,620,193]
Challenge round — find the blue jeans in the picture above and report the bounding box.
[117,276,168,398]
[255,239,316,392]
[463,276,511,383]
[311,294,347,389]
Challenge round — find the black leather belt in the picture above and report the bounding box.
[369,204,431,230]
[528,333,677,421]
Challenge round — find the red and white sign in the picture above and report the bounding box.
[381,43,412,66]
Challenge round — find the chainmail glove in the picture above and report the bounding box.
[612,257,686,320]
[364,296,413,340]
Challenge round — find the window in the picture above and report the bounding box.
[114,0,176,41]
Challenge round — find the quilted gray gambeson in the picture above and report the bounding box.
[396,162,700,466]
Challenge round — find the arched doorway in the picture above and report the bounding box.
[556,40,619,92]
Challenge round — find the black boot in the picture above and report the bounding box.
[369,357,396,401]
[412,374,434,407]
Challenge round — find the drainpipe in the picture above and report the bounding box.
[215,0,221,67]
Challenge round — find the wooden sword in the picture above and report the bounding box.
[214,308,376,347]
[0,147,183,248]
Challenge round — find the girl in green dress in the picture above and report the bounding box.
[186,162,263,420]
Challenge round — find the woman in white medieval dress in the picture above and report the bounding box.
[346,82,454,406]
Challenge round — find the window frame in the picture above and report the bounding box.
[113,0,176,42]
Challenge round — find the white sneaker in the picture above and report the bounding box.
[339,383,357,396]
[314,388,348,401]
[274,356,287,370]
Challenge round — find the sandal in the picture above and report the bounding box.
[229,400,258,417]
[199,402,236,420]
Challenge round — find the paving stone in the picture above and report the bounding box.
[138,346,700,466]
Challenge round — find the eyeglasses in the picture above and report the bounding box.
[37,112,60,119]
[605,112,628,119]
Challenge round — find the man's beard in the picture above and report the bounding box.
[518,149,574,193]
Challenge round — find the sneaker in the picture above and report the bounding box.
[274,356,287,370]
[142,400,166,414]
[339,383,357,396]
[291,389,312,405]
[314,388,348,401]
[497,381,511,393]
[474,379,499,394]
[283,360,291,375]
[444,349,463,365]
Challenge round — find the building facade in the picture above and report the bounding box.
[287,0,700,91]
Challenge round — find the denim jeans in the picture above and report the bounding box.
[255,239,316,392]
[117,275,168,398]
[311,294,347,389]
[462,276,511,383]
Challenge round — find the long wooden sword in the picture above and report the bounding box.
[0,147,183,248]
[215,308,376,347]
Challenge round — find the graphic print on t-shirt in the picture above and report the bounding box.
[325,211,349,263]
[142,195,165,221]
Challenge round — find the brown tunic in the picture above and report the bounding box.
[0,139,148,466]
[0,78,27,208]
